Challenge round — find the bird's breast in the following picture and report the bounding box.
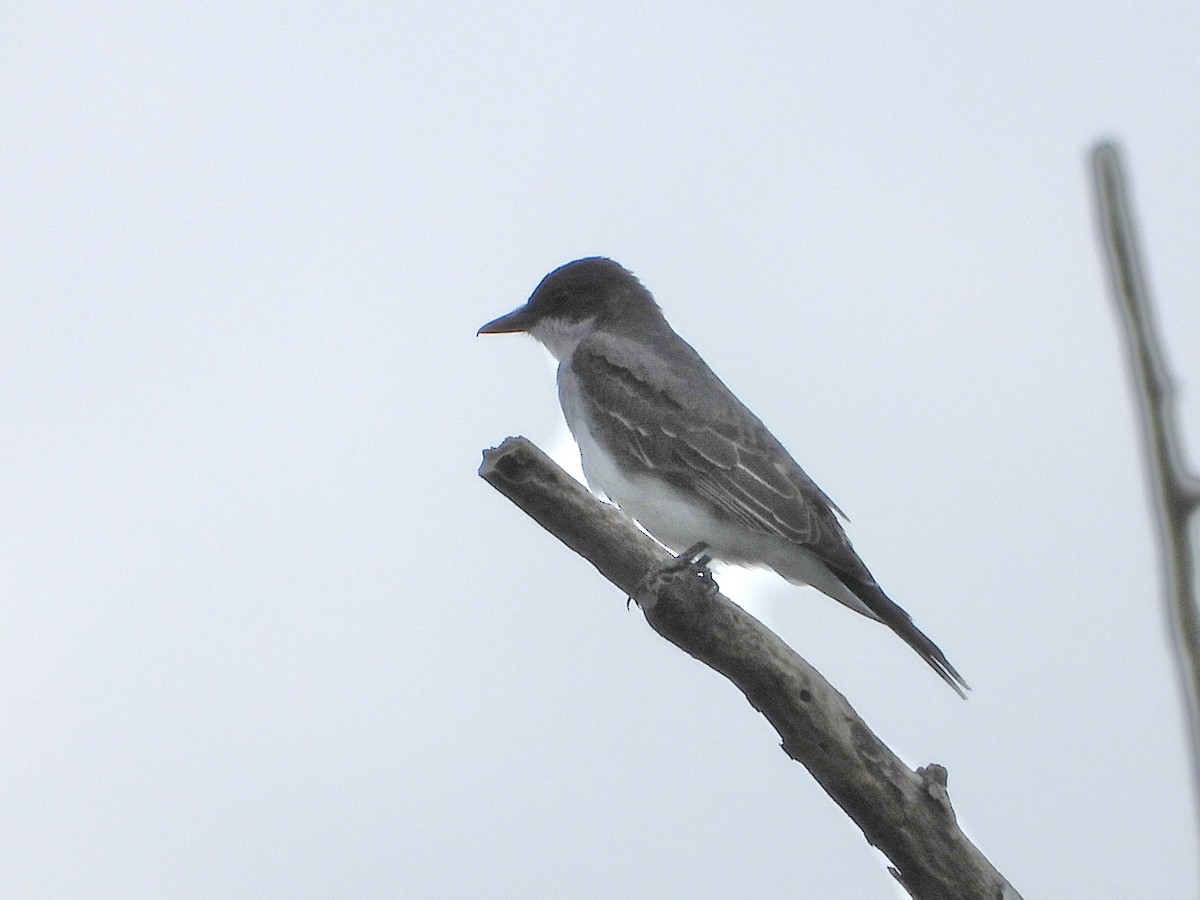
[557,362,749,556]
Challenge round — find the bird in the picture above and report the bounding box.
[478,257,968,696]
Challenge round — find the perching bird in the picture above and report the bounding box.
[479,257,967,696]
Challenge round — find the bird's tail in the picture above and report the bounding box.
[846,576,970,698]
[764,546,968,695]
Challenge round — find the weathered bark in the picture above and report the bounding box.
[480,436,1021,900]
[1093,141,1200,838]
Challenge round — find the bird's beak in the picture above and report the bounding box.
[477,305,534,335]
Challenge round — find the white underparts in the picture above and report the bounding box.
[556,361,881,622]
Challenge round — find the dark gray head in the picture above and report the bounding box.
[477,258,662,357]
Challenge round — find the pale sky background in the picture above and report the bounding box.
[3,3,1199,898]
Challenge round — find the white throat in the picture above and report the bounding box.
[528,316,598,362]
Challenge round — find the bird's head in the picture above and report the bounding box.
[478,257,660,360]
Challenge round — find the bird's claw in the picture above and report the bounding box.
[628,542,717,608]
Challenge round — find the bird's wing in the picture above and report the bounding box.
[573,331,970,697]
[570,331,865,574]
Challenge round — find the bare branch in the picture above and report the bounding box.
[480,436,1022,900]
[1092,141,1200,826]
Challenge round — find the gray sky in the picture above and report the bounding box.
[3,3,1199,897]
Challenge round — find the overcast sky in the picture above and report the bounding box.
[3,3,1199,897]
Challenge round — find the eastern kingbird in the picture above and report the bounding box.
[479,257,968,696]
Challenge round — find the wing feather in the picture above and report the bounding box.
[569,331,969,696]
[571,332,865,578]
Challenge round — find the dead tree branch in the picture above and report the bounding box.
[480,436,1021,900]
[1092,142,1200,829]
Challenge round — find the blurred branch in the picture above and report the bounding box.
[1092,141,1200,827]
[480,436,1021,900]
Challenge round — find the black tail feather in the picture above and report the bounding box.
[847,576,970,698]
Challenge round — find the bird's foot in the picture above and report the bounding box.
[628,542,717,609]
